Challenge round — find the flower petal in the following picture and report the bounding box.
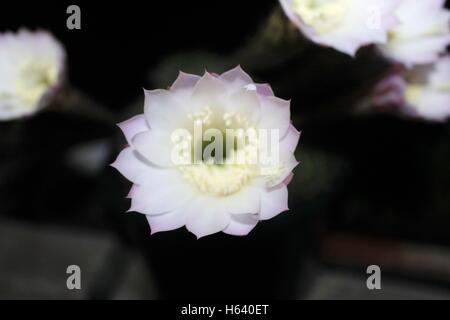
[112,147,159,185]
[415,90,450,121]
[226,186,261,215]
[146,211,187,234]
[132,130,174,167]
[170,71,201,92]
[126,184,138,199]
[224,87,261,124]
[259,96,291,137]
[283,173,294,186]
[117,114,148,146]
[185,198,231,239]
[263,149,299,188]
[259,184,289,221]
[144,89,186,132]
[220,65,253,87]
[280,124,301,153]
[191,72,228,102]
[222,214,259,236]
[255,83,274,97]
[129,174,194,215]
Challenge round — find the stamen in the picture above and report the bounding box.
[292,0,349,34]
[179,108,259,196]
[179,162,257,196]
[16,60,58,107]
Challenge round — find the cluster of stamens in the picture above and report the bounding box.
[292,0,349,34]
[178,107,260,196]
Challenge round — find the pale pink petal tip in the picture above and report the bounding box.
[255,83,275,96]
[223,215,259,236]
[117,114,148,145]
[146,213,186,235]
[171,71,201,91]
[260,185,289,221]
[220,65,253,85]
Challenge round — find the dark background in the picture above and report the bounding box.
[0,1,450,300]
[0,1,275,110]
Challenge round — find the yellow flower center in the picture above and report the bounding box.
[178,107,259,196]
[179,161,258,197]
[405,84,424,105]
[15,60,58,107]
[292,0,349,33]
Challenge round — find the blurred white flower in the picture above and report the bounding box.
[279,0,400,56]
[380,0,450,67]
[0,29,66,121]
[112,66,300,238]
[403,56,450,121]
[373,56,450,121]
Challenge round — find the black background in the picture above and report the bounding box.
[0,1,275,110]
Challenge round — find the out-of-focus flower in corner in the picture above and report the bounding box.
[403,56,450,121]
[0,29,66,121]
[373,56,450,121]
[112,66,301,238]
[279,0,400,56]
[380,0,450,67]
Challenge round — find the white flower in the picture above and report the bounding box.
[403,56,450,121]
[279,0,400,56]
[380,0,450,67]
[0,29,66,121]
[112,66,300,238]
